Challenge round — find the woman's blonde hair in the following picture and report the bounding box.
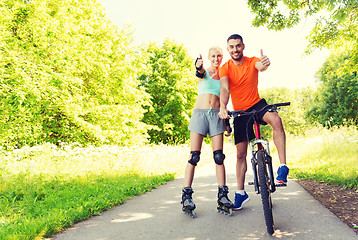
[208,46,223,56]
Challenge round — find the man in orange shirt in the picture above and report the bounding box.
[218,34,289,210]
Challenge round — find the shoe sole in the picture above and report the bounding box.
[276,180,287,185]
[233,197,250,211]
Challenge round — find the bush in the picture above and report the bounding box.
[259,87,309,139]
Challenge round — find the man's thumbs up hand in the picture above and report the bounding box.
[260,49,270,67]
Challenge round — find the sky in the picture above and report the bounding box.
[99,0,331,90]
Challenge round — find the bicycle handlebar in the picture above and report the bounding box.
[271,102,291,107]
[228,102,291,118]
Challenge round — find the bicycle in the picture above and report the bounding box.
[227,102,290,235]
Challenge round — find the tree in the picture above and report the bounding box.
[139,39,197,144]
[306,49,358,126]
[0,0,149,148]
[247,0,358,55]
[248,0,358,128]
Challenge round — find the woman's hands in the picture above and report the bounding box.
[195,54,204,70]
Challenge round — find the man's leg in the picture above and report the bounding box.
[236,141,249,190]
[233,140,250,210]
[262,111,286,164]
[262,111,289,184]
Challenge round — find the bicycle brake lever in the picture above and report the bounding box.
[276,108,287,112]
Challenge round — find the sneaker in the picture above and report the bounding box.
[233,192,250,210]
[276,165,289,184]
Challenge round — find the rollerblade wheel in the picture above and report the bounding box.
[217,206,233,216]
[223,208,233,216]
[186,210,195,218]
[183,208,196,218]
[227,208,233,216]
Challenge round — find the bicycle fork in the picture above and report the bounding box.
[250,140,276,194]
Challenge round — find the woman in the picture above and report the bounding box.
[181,47,234,216]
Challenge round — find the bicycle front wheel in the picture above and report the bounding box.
[257,150,274,235]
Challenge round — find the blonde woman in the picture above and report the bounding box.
[181,47,234,216]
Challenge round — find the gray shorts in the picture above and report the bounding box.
[188,108,226,137]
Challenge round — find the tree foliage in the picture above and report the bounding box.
[259,87,310,138]
[248,0,358,129]
[139,39,197,145]
[306,49,358,126]
[0,0,149,148]
[247,0,358,54]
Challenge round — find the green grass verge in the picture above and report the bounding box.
[0,173,172,239]
[0,143,213,239]
[284,125,358,189]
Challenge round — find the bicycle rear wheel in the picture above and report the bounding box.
[257,150,274,235]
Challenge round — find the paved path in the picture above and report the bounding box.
[52,151,358,240]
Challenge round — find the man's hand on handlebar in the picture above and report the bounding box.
[219,107,229,119]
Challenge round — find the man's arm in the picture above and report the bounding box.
[219,77,230,119]
[255,49,270,72]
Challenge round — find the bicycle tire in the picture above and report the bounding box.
[257,150,274,235]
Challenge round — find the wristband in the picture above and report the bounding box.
[196,70,205,78]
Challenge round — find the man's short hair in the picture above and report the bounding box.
[227,34,243,43]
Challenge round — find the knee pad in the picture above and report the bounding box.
[188,151,200,166]
[213,150,225,165]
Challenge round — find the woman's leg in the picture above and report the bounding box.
[211,133,225,186]
[183,131,204,187]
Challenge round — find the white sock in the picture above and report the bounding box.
[280,164,287,167]
[236,190,245,195]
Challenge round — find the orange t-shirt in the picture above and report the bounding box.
[219,56,261,111]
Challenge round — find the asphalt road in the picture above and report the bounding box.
[52,151,358,240]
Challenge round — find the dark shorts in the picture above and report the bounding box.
[233,98,269,144]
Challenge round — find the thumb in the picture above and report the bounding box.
[199,53,202,59]
[260,49,264,57]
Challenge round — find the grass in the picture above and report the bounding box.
[0,143,214,239]
[273,125,358,189]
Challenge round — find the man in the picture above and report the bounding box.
[218,34,289,210]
